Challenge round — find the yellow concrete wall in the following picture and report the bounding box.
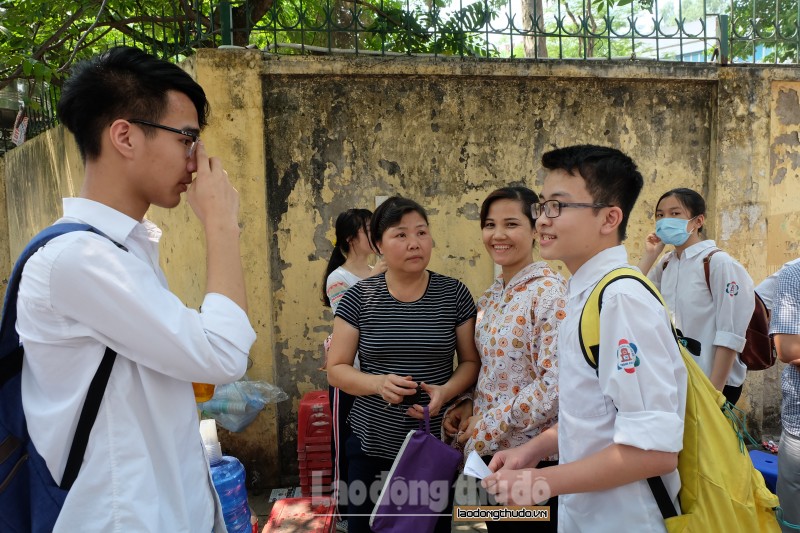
[146,50,279,484]
[259,57,717,472]
[2,52,799,487]
[3,126,84,258]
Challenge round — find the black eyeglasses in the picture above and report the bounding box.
[127,119,199,158]
[532,199,611,219]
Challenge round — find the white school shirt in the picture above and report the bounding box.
[756,257,800,311]
[558,245,686,533]
[326,266,364,369]
[326,266,363,314]
[648,240,754,387]
[17,198,257,533]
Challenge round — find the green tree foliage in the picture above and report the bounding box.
[730,0,798,62]
[0,0,498,102]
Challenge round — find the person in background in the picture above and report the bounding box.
[756,258,800,311]
[321,207,386,532]
[769,262,800,532]
[444,186,565,532]
[327,196,480,533]
[638,188,754,405]
[17,46,256,531]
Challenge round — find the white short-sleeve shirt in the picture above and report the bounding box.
[648,240,754,387]
[558,246,687,532]
[756,257,800,311]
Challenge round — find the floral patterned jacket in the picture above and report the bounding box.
[467,261,566,457]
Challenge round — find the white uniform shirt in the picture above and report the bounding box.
[18,198,257,532]
[755,257,800,311]
[558,246,687,533]
[648,240,754,387]
[325,266,364,369]
[326,266,363,314]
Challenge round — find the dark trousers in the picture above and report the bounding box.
[345,434,453,533]
[329,386,355,519]
[480,455,558,533]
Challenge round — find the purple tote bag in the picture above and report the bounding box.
[369,406,461,533]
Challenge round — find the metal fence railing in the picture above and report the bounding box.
[1,0,798,154]
[244,0,798,64]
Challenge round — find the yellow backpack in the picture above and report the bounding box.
[579,267,780,533]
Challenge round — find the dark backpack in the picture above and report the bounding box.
[662,249,775,371]
[0,223,124,532]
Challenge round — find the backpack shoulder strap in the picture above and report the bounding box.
[578,267,680,520]
[0,224,126,361]
[578,267,665,373]
[0,223,126,490]
[702,248,722,293]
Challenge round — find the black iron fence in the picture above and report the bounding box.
[1,0,798,154]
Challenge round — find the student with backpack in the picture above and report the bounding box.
[769,262,800,532]
[3,47,256,532]
[482,145,688,532]
[638,188,755,405]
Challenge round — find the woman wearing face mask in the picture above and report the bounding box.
[638,188,755,404]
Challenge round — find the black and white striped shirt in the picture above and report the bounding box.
[336,271,476,459]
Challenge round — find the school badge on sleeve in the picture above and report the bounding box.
[616,338,640,374]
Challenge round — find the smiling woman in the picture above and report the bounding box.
[326,196,480,533]
[444,187,566,533]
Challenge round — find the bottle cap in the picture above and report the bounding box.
[199,419,222,465]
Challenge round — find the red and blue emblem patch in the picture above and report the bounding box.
[726,281,739,297]
[616,338,640,374]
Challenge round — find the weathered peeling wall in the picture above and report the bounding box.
[3,126,84,258]
[258,56,718,476]
[2,52,799,488]
[755,77,800,433]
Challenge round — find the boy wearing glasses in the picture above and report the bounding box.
[483,145,687,532]
[16,47,256,531]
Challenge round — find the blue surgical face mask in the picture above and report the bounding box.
[655,216,698,246]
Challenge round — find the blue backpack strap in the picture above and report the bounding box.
[0,223,126,490]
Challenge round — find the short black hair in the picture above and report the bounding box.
[370,196,428,250]
[656,188,706,233]
[480,187,539,229]
[57,46,209,161]
[541,145,643,240]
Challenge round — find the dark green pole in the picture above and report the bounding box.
[220,1,233,46]
[717,14,729,66]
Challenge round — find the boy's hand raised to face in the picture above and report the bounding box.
[187,141,240,233]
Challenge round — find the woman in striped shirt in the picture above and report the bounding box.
[327,196,480,533]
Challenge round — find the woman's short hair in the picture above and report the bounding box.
[370,197,428,250]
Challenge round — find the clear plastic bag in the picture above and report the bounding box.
[198,376,288,432]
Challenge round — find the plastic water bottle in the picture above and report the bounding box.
[211,456,252,533]
[200,420,252,533]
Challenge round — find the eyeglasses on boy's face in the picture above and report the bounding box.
[532,199,611,219]
[127,119,199,158]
